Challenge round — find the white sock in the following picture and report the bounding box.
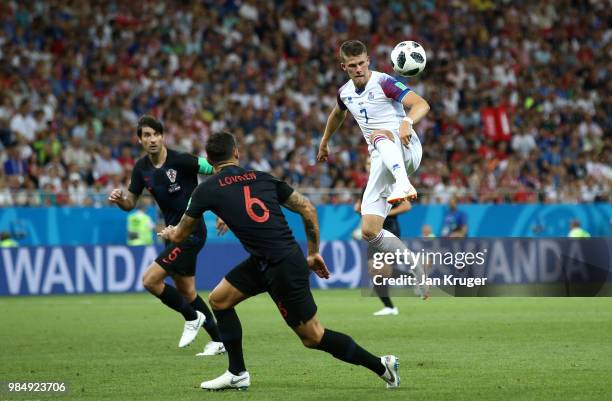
[371,134,410,187]
[367,229,428,296]
[368,229,407,256]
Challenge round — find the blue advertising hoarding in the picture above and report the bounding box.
[2,239,611,296]
[1,204,611,246]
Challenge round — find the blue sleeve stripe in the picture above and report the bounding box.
[397,89,412,102]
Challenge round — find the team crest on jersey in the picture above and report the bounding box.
[368,91,374,100]
[166,169,177,183]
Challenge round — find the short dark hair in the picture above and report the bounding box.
[206,131,236,164]
[137,115,164,138]
[339,40,367,61]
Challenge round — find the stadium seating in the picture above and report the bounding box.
[0,0,609,205]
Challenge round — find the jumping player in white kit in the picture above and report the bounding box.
[317,40,430,298]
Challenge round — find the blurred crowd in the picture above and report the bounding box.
[0,0,609,207]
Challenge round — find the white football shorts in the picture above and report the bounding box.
[361,130,422,217]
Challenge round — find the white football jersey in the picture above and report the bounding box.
[337,70,411,148]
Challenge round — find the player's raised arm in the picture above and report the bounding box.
[198,156,214,175]
[283,190,330,279]
[399,91,430,145]
[317,104,347,162]
[108,188,139,211]
[158,213,200,243]
[176,152,215,176]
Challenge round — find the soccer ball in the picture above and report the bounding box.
[390,41,427,77]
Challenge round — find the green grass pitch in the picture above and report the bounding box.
[1,290,611,401]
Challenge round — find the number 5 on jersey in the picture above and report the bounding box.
[243,185,270,223]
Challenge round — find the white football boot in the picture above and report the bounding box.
[200,370,250,391]
[387,180,417,204]
[178,311,205,348]
[373,307,399,316]
[380,355,400,388]
[196,341,226,356]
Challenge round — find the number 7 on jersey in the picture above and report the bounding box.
[359,108,369,123]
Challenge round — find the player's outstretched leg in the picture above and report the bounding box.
[370,130,417,204]
[363,215,429,299]
[294,316,400,388]
[201,279,251,391]
[173,276,225,355]
[142,263,205,347]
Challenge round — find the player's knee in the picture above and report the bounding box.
[298,323,325,349]
[301,336,320,349]
[208,292,219,309]
[300,328,324,348]
[180,287,197,303]
[362,226,380,242]
[142,275,162,294]
[208,292,227,310]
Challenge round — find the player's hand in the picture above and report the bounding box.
[108,188,124,203]
[399,120,413,146]
[215,218,228,236]
[157,225,176,240]
[307,253,330,279]
[316,142,329,162]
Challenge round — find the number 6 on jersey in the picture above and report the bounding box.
[243,185,270,223]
